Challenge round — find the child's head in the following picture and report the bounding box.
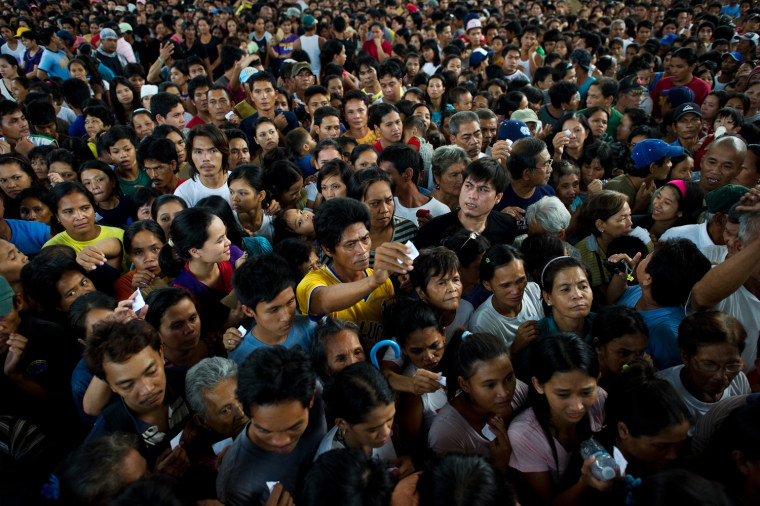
[386,299,445,372]
[713,107,744,133]
[285,127,317,157]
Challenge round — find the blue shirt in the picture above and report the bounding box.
[494,184,556,234]
[38,48,70,80]
[298,155,315,177]
[228,315,316,364]
[69,114,86,138]
[71,358,97,427]
[7,218,50,255]
[619,285,685,370]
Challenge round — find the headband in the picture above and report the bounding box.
[540,255,573,288]
[668,179,687,198]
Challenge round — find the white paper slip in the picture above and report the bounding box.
[525,315,541,321]
[405,240,419,261]
[132,289,146,313]
[437,376,447,387]
[237,325,246,335]
[386,466,399,473]
[266,481,279,493]
[170,430,183,450]
[613,446,629,476]
[629,226,652,245]
[212,438,234,455]
[481,424,497,441]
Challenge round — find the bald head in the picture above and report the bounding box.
[700,135,747,194]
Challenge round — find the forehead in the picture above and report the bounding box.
[338,222,369,242]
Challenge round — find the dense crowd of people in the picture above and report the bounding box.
[1,0,760,504]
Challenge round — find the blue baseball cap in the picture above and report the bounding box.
[662,86,695,107]
[631,139,684,169]
[497,120,532,142]
[722,51,743,63]
[239,66,259,84]
[660,33,678,46]
[469,48,493,68]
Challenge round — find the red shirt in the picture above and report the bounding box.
[362,39,393,63]
[651,75,712,117]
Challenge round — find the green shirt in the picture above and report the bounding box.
[118,169,152,196]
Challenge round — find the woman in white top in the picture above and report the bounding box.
[658,311,750,430]
[428,331,527,473]
[0,54,20,101]
[317,362,415,482]
[383,299,448,459]
[228,164,273,243]
[471,244,544,355]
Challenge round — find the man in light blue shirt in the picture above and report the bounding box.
[228,253,316,364]
[36,28,71,80]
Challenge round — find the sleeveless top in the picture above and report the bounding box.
[300,34,321,76]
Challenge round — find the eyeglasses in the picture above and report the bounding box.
[692,359,744,374]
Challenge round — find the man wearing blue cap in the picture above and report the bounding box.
[605,139,684,213]
[715,52,743,91]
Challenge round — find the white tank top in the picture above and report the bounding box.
[300,34,321,76]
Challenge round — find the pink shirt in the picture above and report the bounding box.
[508,389,607,484]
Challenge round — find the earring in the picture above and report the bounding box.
[435,184,440,190]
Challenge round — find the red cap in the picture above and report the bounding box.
[406,4,419,11]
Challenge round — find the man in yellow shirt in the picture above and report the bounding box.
[296,198,412,345]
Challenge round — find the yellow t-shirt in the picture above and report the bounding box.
[296,265,394,345]
[44,226,128,272]
[350,129,379,146]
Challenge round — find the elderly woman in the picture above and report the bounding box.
[429,145,469,211]
[659,311,750,429]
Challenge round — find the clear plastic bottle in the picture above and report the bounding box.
[579,437,617,481]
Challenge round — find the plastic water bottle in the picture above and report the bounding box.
[579,438,617,481]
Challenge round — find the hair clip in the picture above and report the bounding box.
[461,330,473,339]
[168,238,175,247]
[485,257,490,263]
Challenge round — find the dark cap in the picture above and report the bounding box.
[662,86,695,107]
[618,74,646,94]
[706,185,749,214]
[570,48,591,71]
[672,102,702,122]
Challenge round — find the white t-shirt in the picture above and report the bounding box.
[661,222,714,250]
[470,283,544,347]
[701,244,727,264]
[657,364,750,431]
[393,196,452,225]
[1,42,25,65]
[174,175,231,207]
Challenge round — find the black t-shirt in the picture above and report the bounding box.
[0,314,82,439]
[414,210,517,248]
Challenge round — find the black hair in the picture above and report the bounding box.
[264,160,302,202]
[317,159,353,194]
[272,238,320,285]
[442,330,511,402]
[83,319,162,381]
[417,453,514,506]
[49,180,95,214]
[368,102,400,130]
[150,194,188,222]
[441,229,491,270]
[98,125,139,154]
[158,207,219,278]
[377,143,422,183]
[233,253,296,310]
[377,57,405,81]
[539,256,590,293]
[67,291,117,336]
[137,137,178,166]
[479,244,523,283]
[144,287,196,331]
[313,105,341,127]
[196,195,247,249]
[678,311,747,358]
[303,448,394,506]
[314,197,371,253]
[604,362,690,445]
[706,402,760,494]
[82,104,114,127]
[323,362,394,425]
[149,92,183,119]
[236,345,317,412]
[548,81,579,108]
[592,305,648,347]
[462,157,508,193]
[634,469,730,506]
[409,246,461,296]
[123,219,166,256]
[645,239,711,307]
[350,144,378,167]
[506,137,548,180]
[384,298,443,349]
[527,333,599,474]
[109,77,141,125]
